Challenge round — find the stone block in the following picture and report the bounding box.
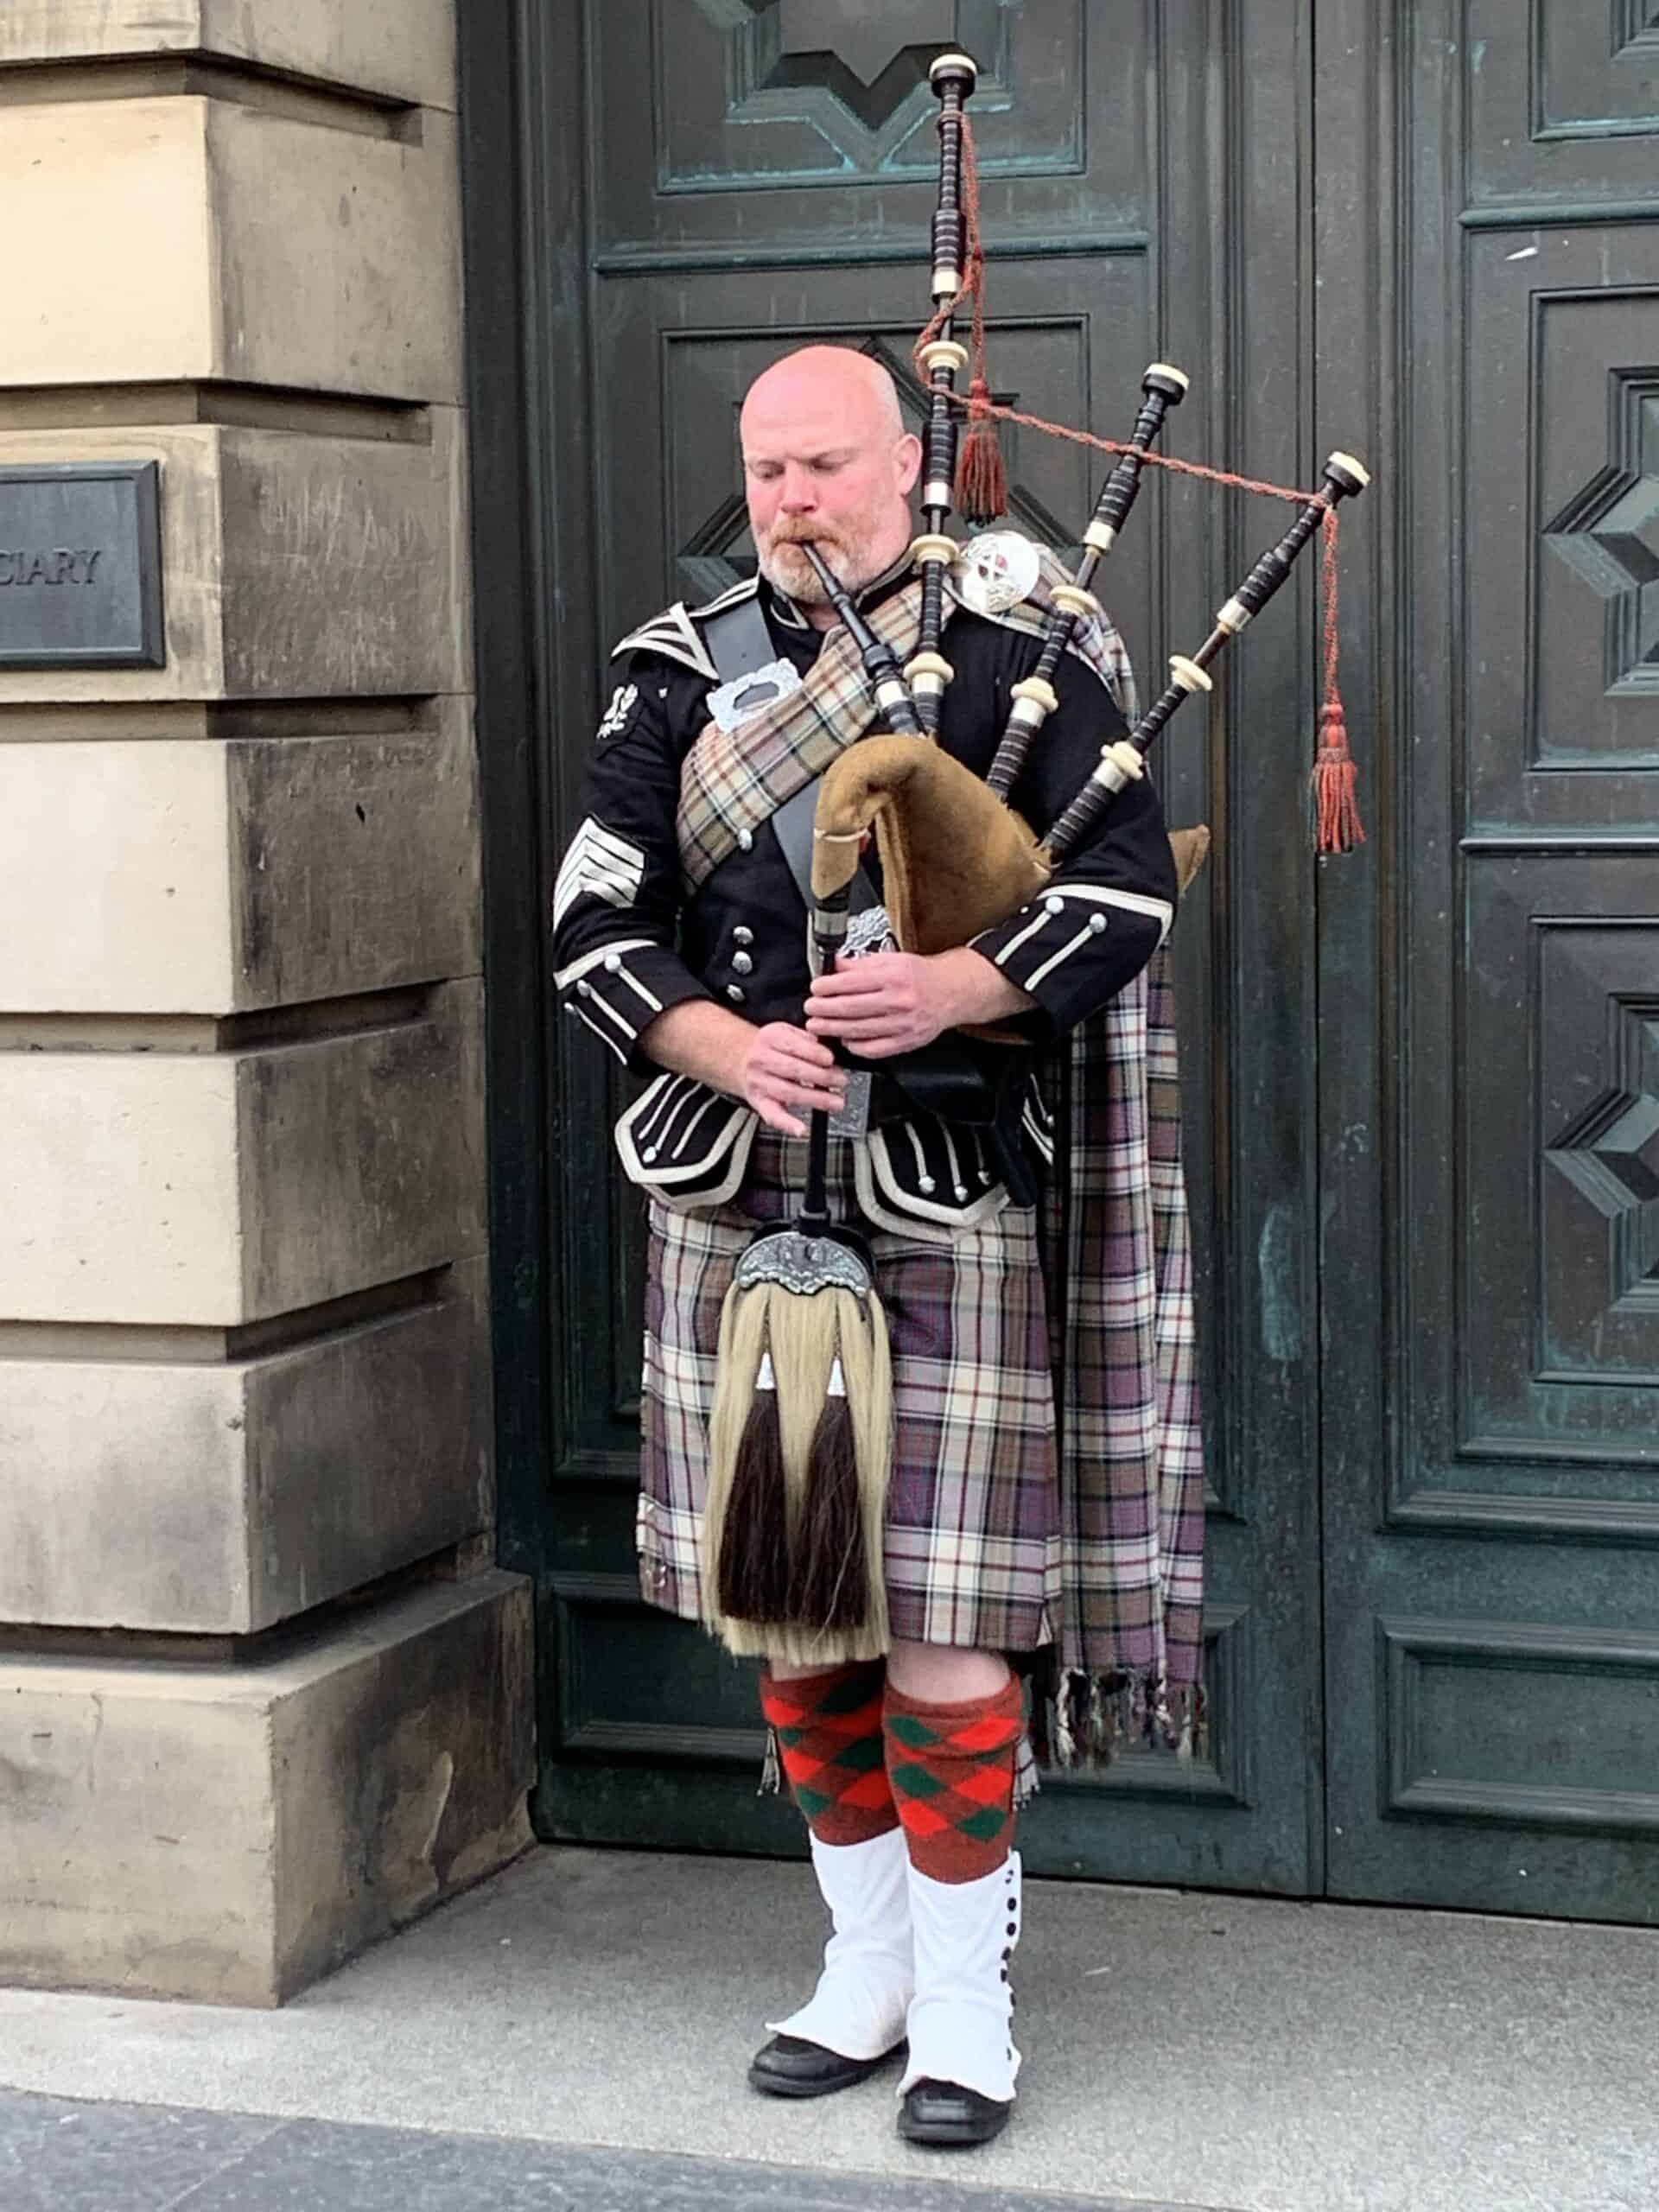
[0,980,485,1325]
[231,697,480,1010]
[0,737,232,1009]
[0,699,480,1014]
[219,412,468,698]
[0,1572,534,2005]
[0,416,465,703]
[207,101,461,402]
[0,1258,492,1634]
[0,2,457,111]
[238,979,486,1319]
[0,98,459,401]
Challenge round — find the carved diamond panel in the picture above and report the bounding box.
[1465,239,1659,830]
[716,0,962,136]
[1459,870,1659,1438]
[1466,0,1659,207]
[1549,1065,1659,1226]
[684,0,1007,171]
[590,0,1142,263]
[1386,861,1659,1541]
[1543,373,1659,696]
[1541,955,1659,1343]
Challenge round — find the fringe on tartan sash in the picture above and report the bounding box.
[1028,1667,1207,1779]
[1030,952,1209,1783]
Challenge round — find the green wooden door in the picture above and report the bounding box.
[1314,1,1659,1923]
[489,0,1659,1917]
[518,0,1322,1894]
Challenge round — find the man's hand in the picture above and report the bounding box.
[806,947,1037,1059]
[740,1021,848,1137]
[804,950,950,1059]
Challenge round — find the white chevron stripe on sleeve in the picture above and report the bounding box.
[554,817,647,931]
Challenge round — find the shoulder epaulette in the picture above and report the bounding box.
[611,602,719,681]
[688,575,761,620]
[613,575,763,682]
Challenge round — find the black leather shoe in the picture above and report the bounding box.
[747,2033,903,2099]
[898,2077,1013,2147]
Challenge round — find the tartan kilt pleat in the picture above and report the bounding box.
[638,1128,1063,1654]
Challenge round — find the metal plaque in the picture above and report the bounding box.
[828,1068,873,1139]
[0,461,164,670]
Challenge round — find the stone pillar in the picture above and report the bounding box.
[0,3,532,2005]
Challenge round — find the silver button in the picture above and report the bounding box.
[954,1184,968,1201]
[644,1145,659,1163]
[918,1174,936,1194]
[605,952,622,971]
[1045,895,1063,915]
[1089,912,1108,934]
[727,983,746,1004]
[563,1002,578,1016]
[732,951,753,976]
[578,980,594,996]
[733,925,754,945]
[737,828,753,851]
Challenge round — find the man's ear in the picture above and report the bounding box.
[894,431,924,496]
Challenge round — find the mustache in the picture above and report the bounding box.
[766,521,842,549]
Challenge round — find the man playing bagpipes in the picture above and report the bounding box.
[554,338,1195,2142]
[552,54,1364,2152]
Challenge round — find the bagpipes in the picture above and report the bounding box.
[702,51,1369,1668]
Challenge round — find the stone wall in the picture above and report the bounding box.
[0,1,531,2005]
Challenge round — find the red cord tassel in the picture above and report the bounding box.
[1312,701,1364,855]
[956,375,1007,526]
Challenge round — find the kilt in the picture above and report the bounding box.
[637,1127,1063,1653]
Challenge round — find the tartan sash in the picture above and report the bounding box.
[675,561,1137,891]
[1034,951,1206,1765]
[677,588,916,891]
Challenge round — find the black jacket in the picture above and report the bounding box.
[553,560,1177,1075]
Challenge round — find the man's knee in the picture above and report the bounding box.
[885,1640,1010,1702]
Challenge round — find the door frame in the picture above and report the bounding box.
[461,0,1363,1878]
[460,0,593,1834]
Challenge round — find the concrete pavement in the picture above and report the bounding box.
[0,1844,1653,2211]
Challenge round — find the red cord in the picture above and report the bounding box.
[917,158,1364,853]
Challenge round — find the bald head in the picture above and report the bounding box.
[742,346,906,449]
[741,346,921,618]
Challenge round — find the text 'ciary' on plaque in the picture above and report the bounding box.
[0,461,164,671]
